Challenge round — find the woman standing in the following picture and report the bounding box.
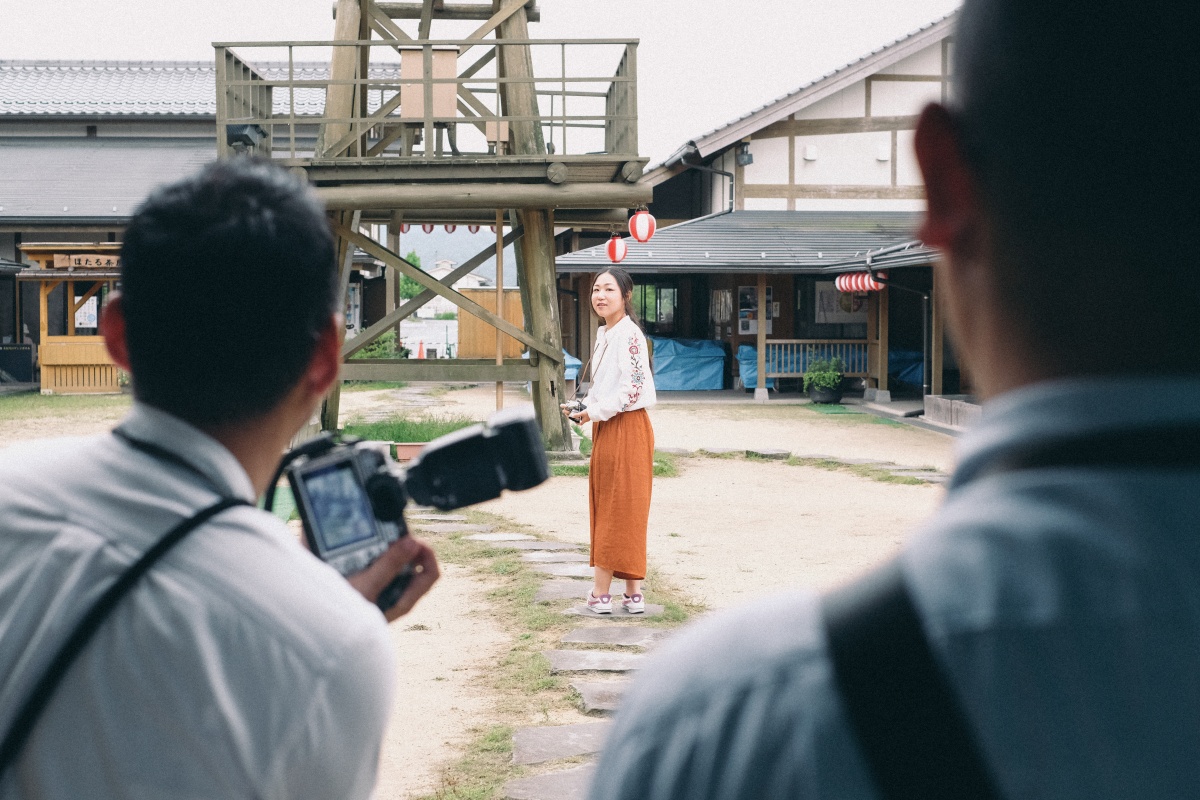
[562,268,656,614]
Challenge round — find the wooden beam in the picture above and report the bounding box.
[417,0,434,37]
[316,181,652,209]
[371,2,538,21]
[343,227,523,357]
[742,184,925,201]
[460,0,526,59]
[496,4,543,156]
[368,0,412,40]
[318,0,366,157]
[71,282,103,315]
[342,359,538,382]
[320,89,405,159]
[332,223,560,361]
[755,272,767,401]
[756,115,919,139]
[457,46,496,80]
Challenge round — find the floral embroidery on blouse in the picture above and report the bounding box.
[623,334,646,410]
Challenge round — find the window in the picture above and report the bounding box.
[632,282,677,335]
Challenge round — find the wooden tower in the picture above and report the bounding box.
[214,1,649,449]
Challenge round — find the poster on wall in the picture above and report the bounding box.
[814,281,868,324]
[737,285,773,335]
[74,296,98,329]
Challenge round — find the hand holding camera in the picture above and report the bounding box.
[561,399,588,424]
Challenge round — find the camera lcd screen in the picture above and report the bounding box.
[300,461,378,553]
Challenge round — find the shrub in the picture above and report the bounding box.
[350,330,411,360]
[803,357,845,392]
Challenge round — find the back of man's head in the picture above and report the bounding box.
[120,159,337,426]
[952,0,1199,373]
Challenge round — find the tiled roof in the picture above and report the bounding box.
[0,60,403,117]
[555,210,938,274]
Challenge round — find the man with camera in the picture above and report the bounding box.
[0,159,439,798]
[588,1,1200,798]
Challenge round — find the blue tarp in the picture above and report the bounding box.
[647,337,725,391]
[736,345,774,390]
[889,349,924,386]
[523,349,583,380]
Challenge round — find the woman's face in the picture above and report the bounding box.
[592,272,626,319]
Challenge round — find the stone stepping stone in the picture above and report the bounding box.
[502,764,595,800]
[561,626,670,649]
[545,650,643,673]
[699,447,741,456]
[570,680,630,714]
[504,541,583,551]
[464,532,536,542]
[521,551,590,564]
[655,447,693,456]
[512,721,612,765]
[839,457,892,465]
[533,563,594,579]
[407,513,467,522]
[412,522,493,533]
[564,603,665,619]
[746,448,789,460]
[535,580,591,603]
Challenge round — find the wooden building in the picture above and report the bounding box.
[556,11,959,403]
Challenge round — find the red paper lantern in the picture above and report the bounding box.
[628,209,656,243]
[490,225,497,233]
[606,234,628,263]
[468,224,480,233]
[834,272,887,292]
[400,223,411,234]
[422,224,434,233]
[444,224,456,233]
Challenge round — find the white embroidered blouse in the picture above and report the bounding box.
[581,315,657,422]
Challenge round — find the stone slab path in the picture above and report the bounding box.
[502,764,596,800]
[545,649,643,673]
[464,532,536,542]
[512,721,612,765]
[570,680,630,714]
[535,580,591,603]
[407,513,467,522]
[521,551,590,564]
[412,522,494,533]
[532,563,595,578]
[505,541,584,551]
[564,603,665,618]
[561,627,671,648]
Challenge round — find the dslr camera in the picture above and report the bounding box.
[564,399,586,422]
[265,407,550,610]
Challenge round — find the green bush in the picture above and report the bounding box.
[342,414,476,442]
[803,357,845,392]
[349,330,411,360]
[434,311,457,320]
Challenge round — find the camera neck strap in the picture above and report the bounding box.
[823,423,1200,800]
[0,432,251,781]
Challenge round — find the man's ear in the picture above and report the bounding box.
[914,103,982,253]
[302,314,343,399]
[100,293,132,373]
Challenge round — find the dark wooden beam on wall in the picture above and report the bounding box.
[756,115,919,139]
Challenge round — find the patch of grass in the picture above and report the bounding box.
[572,424,593,457]
[0,392,131,420]
[342,414,475,442]
[418,724,514,800]
[344,381,409,392]
[805,403,862,415]
[551,463,590,478]
[697,448,740,459]
[785,456,930,485]
[549,451,679,479]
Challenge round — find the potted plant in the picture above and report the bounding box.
[803,357,845,404]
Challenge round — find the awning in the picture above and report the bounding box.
[835,272,887,292]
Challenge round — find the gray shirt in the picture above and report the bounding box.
[0,403,396,799]
[589,376,1200,800]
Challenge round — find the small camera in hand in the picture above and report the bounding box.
[265,407,550,610]
[565,400,586,421]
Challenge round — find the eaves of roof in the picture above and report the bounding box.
[555,210,939,274]
[649,10,958,178]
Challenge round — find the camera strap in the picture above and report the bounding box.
[823,424,1200,800]
[0,432,251,781]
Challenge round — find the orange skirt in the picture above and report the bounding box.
[589,408,654,581]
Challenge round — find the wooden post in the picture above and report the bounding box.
[866,290,879,388]
[318,0,366,156]
[387,215,402,341]
[878,286,889,392]
[517,208,570,450]
[495,209,504,410]
[496,7,546,156]
[931,276,944,396]
[321,209,361,431]
[754,272,768,402]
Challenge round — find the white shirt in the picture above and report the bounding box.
[582,315,656,422]
[0,403,396,800]
[589,376,1200,800]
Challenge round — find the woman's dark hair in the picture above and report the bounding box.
[120,158,338,426]
[595,268,640,328]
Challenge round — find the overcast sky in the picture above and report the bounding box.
[3,1,960,162]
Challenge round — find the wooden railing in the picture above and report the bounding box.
[213,38,639,161]
[763,339,870,377]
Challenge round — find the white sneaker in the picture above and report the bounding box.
[622,593,645,614]
[588,592,613,614]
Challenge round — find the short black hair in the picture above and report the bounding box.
[952,0,1200,371]
[120,158,338,425]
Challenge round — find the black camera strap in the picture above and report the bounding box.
[0,431,250,781]
[824,423,1200,800]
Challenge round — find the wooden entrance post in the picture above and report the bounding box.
[754,272,768,402]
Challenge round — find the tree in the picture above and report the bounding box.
[398,250,425,299]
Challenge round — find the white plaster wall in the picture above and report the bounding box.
[894,129,923,186]
[743,197,788,211]
[793,198,925,212]
[743,136,789,184]
[880,44,944,76]
[794,81,867,120]
[870,79,944,118]
[793,131,892,185]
